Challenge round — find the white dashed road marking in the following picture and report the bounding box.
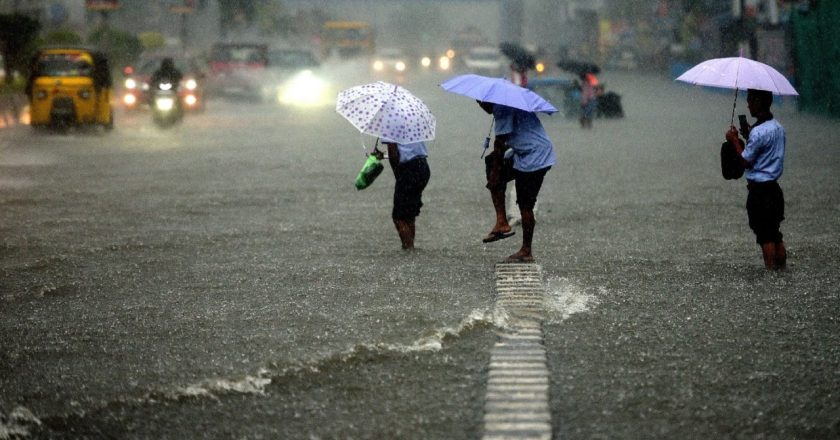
[483,263,552,440]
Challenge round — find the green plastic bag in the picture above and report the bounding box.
[354,154,384,190]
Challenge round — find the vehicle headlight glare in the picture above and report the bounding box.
[125,78,137,89]
[395,61,406,72]
[280,72,327,106]
[439,56,451,70]
[184,79,198,90]
[421,57,431,68]
[123,93,137,105]
[155,97,175,111]
[184,94,198,106]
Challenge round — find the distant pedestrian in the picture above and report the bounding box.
[478,100,555,263]
[509,62,528,87]
[579,72,597,129]
[377,140,431,250]
[725,88,787,270]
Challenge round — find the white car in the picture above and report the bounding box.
[464,46,504,76]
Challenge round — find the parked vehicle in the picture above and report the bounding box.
[27,46,113,130]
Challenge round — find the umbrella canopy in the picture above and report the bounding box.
[440,74,557,114]
[556,59,600,75]
[336,81,436,144]
[675,56,798,95]
[499,42,536,70]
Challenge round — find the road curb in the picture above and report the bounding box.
[482,263,551,440]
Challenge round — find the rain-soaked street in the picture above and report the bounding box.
[2,64,839,439]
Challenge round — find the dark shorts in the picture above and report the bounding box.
[485,151,550,210]
[393,157,430,220]
[746,180,785,244]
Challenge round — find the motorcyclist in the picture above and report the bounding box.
[150,57,183,89]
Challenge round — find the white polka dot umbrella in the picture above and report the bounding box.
[336,81,436,144]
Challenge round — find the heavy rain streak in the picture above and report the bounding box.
[1,1,838,439]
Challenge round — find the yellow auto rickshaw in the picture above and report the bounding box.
[26,47,113,130]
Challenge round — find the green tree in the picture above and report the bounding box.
[0,13,41,85]
[88,27,143,70]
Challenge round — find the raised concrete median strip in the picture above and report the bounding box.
[482,263,551,440]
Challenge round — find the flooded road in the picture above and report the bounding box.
[1,65,838,439]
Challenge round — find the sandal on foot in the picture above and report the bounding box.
[482,230,515,243]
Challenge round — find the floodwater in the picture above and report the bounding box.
[1,61,838,439]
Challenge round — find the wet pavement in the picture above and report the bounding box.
[1,65,839,439]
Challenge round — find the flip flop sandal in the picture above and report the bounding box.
[482,231,515,243]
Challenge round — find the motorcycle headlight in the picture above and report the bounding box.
[155,97,175,111]
[184,79,198,90]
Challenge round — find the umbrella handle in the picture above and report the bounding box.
[730,87,738,127]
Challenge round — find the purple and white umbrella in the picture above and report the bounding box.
[336,81,436,144]
[675,55,798,96]
[675,55,798,124]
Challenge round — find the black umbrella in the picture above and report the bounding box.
[556,59,601,75]
[499,42,536,70]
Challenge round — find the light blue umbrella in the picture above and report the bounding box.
[440,74,558,114]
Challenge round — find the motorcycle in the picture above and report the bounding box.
[151,81,183,128]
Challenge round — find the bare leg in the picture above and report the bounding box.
[775,241,787,270]
[489,186,511,234]
[507,208,535,262]
[394,219,415,250]
[761,242,777,270]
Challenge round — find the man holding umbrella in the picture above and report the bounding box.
[441,74,557,262]
[676,52,797,270]
[479,100,555,263]
[725,88,787,270]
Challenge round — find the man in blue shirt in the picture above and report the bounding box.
[479,101,556,263]
[725,88,787,270]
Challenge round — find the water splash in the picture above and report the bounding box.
[544,277,600,323]
[164,307,506,400]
